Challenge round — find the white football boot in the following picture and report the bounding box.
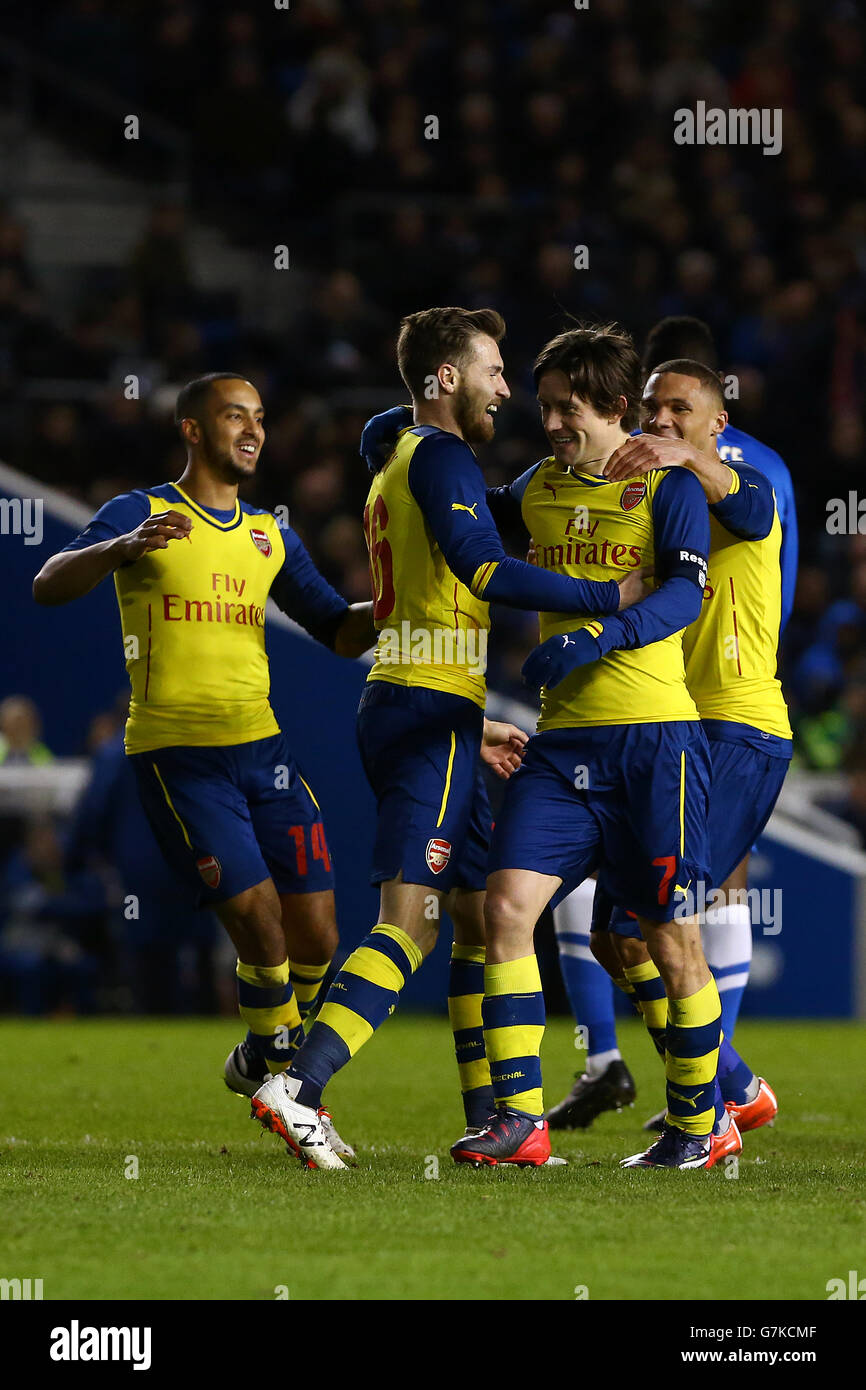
[251,1073,347,1170]
[318,1107,356,1164]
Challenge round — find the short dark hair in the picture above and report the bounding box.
[647,357,725,410]
[174,372,251,426]
[396,306,505,399]
[533,323,642,430]
[643,316,718,373]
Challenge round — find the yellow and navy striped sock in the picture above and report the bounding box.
[448,944,494,1128]
[289,958,331,1026]
[664,977,722,1137]
[624,959,668,1060]
[236,959,303,1075]
[482,955,545,1119]
[613,974,637,1004]
[290,924,422,1107]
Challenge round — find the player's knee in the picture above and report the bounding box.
[448,891,485,949]
[232,899,281,934]
[311,917,339,961]
[590,928,622,975]
[615,934,648,970]
[484,888,532,944]
[645,929,677,974]
[645,919,703,979]
[219,892,284,957]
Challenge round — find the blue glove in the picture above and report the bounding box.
[360,405,414,475]
[521,628,602,693]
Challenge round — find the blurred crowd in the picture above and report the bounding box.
[0,694,226,1015]
[1,0,865,765]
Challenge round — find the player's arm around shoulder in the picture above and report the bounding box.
[707,461,776,541]
[521,469,709,693]
[359,404,413,475]
[32,492,191,606]
[620,441,776,541]
[409,438,622,615]
[605,432,733,503]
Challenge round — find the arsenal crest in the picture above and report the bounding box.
[620,479,647,511]
[250,528,272,557]
[425,837,452,875]
[196,855,222,889]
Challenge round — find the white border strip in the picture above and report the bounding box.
[0,459,91,529]
[12,452,866,1013]
[762,812,866,875]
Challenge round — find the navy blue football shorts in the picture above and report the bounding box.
[356,680,491,894]
[602,721,790,937]
[488,720,712,924]
[130,731,333,906]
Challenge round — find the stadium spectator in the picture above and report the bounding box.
[1,0,864,755]
[0,818,102,1015]
[64,728,220,1014]
[0,697,54,767]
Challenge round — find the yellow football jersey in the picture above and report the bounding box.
[364,428,490,708]
[518,458,702,732]
[64,482,348,754]
[684,496,791,740]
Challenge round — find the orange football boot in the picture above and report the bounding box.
[451,1110,552,1167]
[725,1078,778,1132]
[706,1115,743,1169]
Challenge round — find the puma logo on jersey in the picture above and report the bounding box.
[562,635,575,647]
[451,502,478,518]
[543,481,558,500]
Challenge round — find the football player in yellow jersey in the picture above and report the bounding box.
[33,372,376,1165]
[584,359,790,1150]
[548,318,797,1133]
[250,308,648,1168]
[450,325,726,1170]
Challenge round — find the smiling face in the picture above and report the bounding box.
[451,332,511,444]
[641,370,727,453]
[536,368,627,470]
[184,378,265,482]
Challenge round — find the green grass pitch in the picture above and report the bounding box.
[2,1015,864,1301]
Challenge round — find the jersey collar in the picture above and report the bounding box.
[542,458,609,487]
[170,483,243,530]
[566,468,609,486]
